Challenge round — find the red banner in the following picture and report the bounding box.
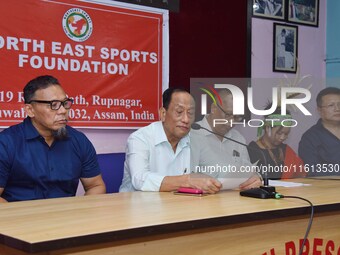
[0,0,165,128]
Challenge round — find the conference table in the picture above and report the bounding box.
[0,178,339,255]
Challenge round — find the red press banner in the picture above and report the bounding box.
[0,0,165,128]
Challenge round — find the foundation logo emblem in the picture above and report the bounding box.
[200,86,223,115]
[62,8,93,42]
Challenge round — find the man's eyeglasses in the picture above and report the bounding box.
[28,98,73,110]
[216,104,243,121]
[320,102,340,110]
[216,104,234,119]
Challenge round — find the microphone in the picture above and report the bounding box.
[191,123,277,199]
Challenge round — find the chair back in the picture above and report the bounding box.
[97,153,125,193]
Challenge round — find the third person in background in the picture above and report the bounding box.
[248,106,305,180]
[298,87,340,176]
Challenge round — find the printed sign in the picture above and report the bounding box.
[0,0,167,128]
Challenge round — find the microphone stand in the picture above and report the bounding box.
[239,148,277,199]
[191,123,277,199]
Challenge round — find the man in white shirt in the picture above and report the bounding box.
[119,88,222,193]
[276,29,286,68]
[191,89,261,190]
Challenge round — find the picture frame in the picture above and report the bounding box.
[273,23,298,73]
[252,0,285,21]
[287,0,319,27]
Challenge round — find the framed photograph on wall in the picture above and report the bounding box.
[287,0,319,27]
[252,0,285,20]
[273,23,298,73]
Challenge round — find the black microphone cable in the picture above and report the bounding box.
[275,193,314,255]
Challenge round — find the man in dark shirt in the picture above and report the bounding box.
[298,87,340,176]
[0,75,106,202]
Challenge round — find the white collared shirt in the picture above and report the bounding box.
[119,121,190,192]
[190,116,253,178]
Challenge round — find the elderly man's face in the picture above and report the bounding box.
[211,93,234,135]
[318,94,340,123]
[161,91,195,142]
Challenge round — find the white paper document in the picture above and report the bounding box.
[268,180,311,187]
[218,177,249,190]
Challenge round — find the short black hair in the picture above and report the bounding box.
[316,87,340,107]
[24,75,61,103]
[162,87,189,110]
